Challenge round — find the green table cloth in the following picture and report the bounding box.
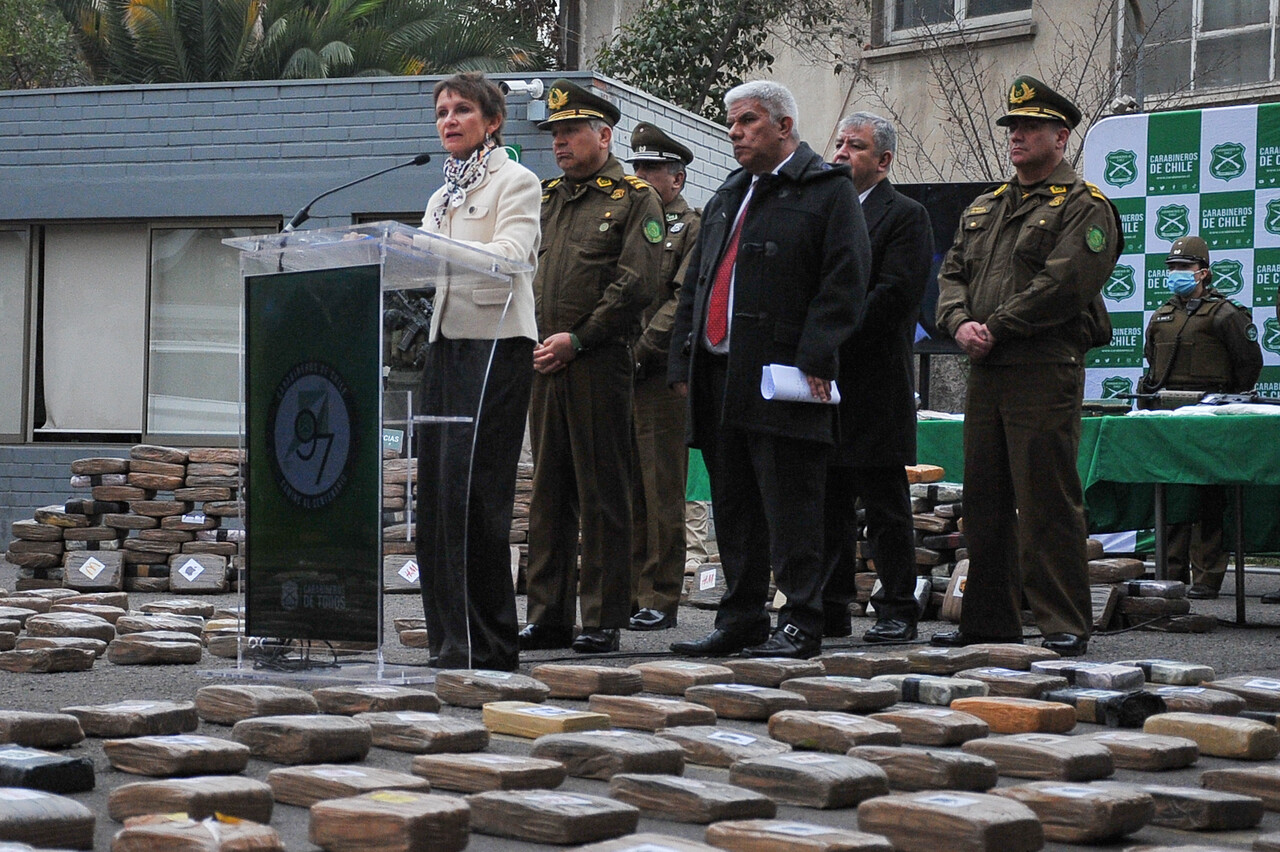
[917,413,1280,551]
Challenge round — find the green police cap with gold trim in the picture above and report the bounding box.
[627,122,694,165]
[537,78,621,129]
[1167,235,1210,267]
[995,75,1082,130]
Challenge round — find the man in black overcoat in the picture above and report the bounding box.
[822,111,933,643]
[668,80,870,659]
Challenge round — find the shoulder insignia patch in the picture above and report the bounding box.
[1086,225,1107,253]
[1049,196,1065,207]
[611,187,625,200]
[541,193,550,203]
[624,175,650,190]
[596,176,613,189]
[1086,181,1108,200]
[966,206,989,215]
[992,183,1009,197]
[1247,323,1259,341]
[1050,185,1067,194]
[643,218,663,244]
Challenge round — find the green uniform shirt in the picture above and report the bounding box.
[635,194,700,370]
[534,154,665,349]
[936,159,1119,364]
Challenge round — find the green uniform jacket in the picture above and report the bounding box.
[535,155,665,348]
[1144,287,1262,392]
[936,159,1119,364]
[635,194,701,373]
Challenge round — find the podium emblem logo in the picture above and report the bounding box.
[1103,150,1138,188]
[1265,199,1280,235]
[1155,204,1191,241]
[1263,318,1280,355]
[268,360,355,510]
[1210,258,1244,296]
[1101,376,1133,398]
[1209,142,1247,181]
[1104,263,1137,301]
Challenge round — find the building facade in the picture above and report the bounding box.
[0,71,731,541]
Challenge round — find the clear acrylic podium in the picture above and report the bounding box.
[219,221,532,683]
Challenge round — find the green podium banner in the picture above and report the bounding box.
[245,264,382,644]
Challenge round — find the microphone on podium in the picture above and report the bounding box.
[283,152,433,232]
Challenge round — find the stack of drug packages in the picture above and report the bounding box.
[5,445,244,594]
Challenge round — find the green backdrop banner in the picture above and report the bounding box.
[245,265,382,643]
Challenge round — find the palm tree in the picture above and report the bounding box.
[55,0,542,84]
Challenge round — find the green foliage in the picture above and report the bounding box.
[595,0,858,123]
[52,0,544,83]
[0,0,85,87]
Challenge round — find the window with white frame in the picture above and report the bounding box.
[1126,0,1276,96]
[0,230,29,438]
[890,0,1033,34]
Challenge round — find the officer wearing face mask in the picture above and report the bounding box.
[1140,235,1262,599]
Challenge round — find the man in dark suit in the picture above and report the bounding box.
[822,112,933,643]
[668,80,870,660]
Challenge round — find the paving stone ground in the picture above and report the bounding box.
[3,561,1280,850]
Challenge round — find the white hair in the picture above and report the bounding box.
[725,80,800,139]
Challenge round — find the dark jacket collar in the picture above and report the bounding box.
[718,141,850,199]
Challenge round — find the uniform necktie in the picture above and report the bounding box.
[705,197,749,346]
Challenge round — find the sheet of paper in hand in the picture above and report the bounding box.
[761,364,840,404]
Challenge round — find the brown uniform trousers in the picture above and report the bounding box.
[937,160,1119,640]
[527,156,664,630]
[630,196,700,616]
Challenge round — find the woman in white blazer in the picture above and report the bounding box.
[416,72,540,671]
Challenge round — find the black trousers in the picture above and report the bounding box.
[822,465,917,626]
[700,356,832,639]
[416,336,532,671]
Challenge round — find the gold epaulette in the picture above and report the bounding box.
[543,177,561,189]
[623,175,650,190]
[1085,181,1108,201]
[992,183,1009,197]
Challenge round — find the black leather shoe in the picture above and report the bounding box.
[1262,589,1280,604]
[743,624,820,659]
[1041,633,1088,656]
[572,628,620,654]
[670,626,769,657]
[518,623,573,651]
[1186,584,1219,600]
[628,608,676,631]
[863,618,917,643]
[930,630,1023,648]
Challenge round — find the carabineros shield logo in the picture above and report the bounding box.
[1155,204,1191,241]
[1209,142,1247,181]
[1103,150,1138,188]
[1104,263,1137,301]
[1264,317,1280,355]
[1265,198,1280,235]
[1210,258,1245,296]
[1101,376,1133,398]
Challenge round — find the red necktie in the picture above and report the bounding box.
[705,198,749,346]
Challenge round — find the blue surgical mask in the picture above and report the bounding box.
[1167,270,1198,297]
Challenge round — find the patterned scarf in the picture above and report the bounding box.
[430,143,495,230]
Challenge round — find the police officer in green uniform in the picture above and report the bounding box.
[521,79,665,654]
[1141,235,1262,599]
[933,76,1120,657]
[625,122,701,631]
